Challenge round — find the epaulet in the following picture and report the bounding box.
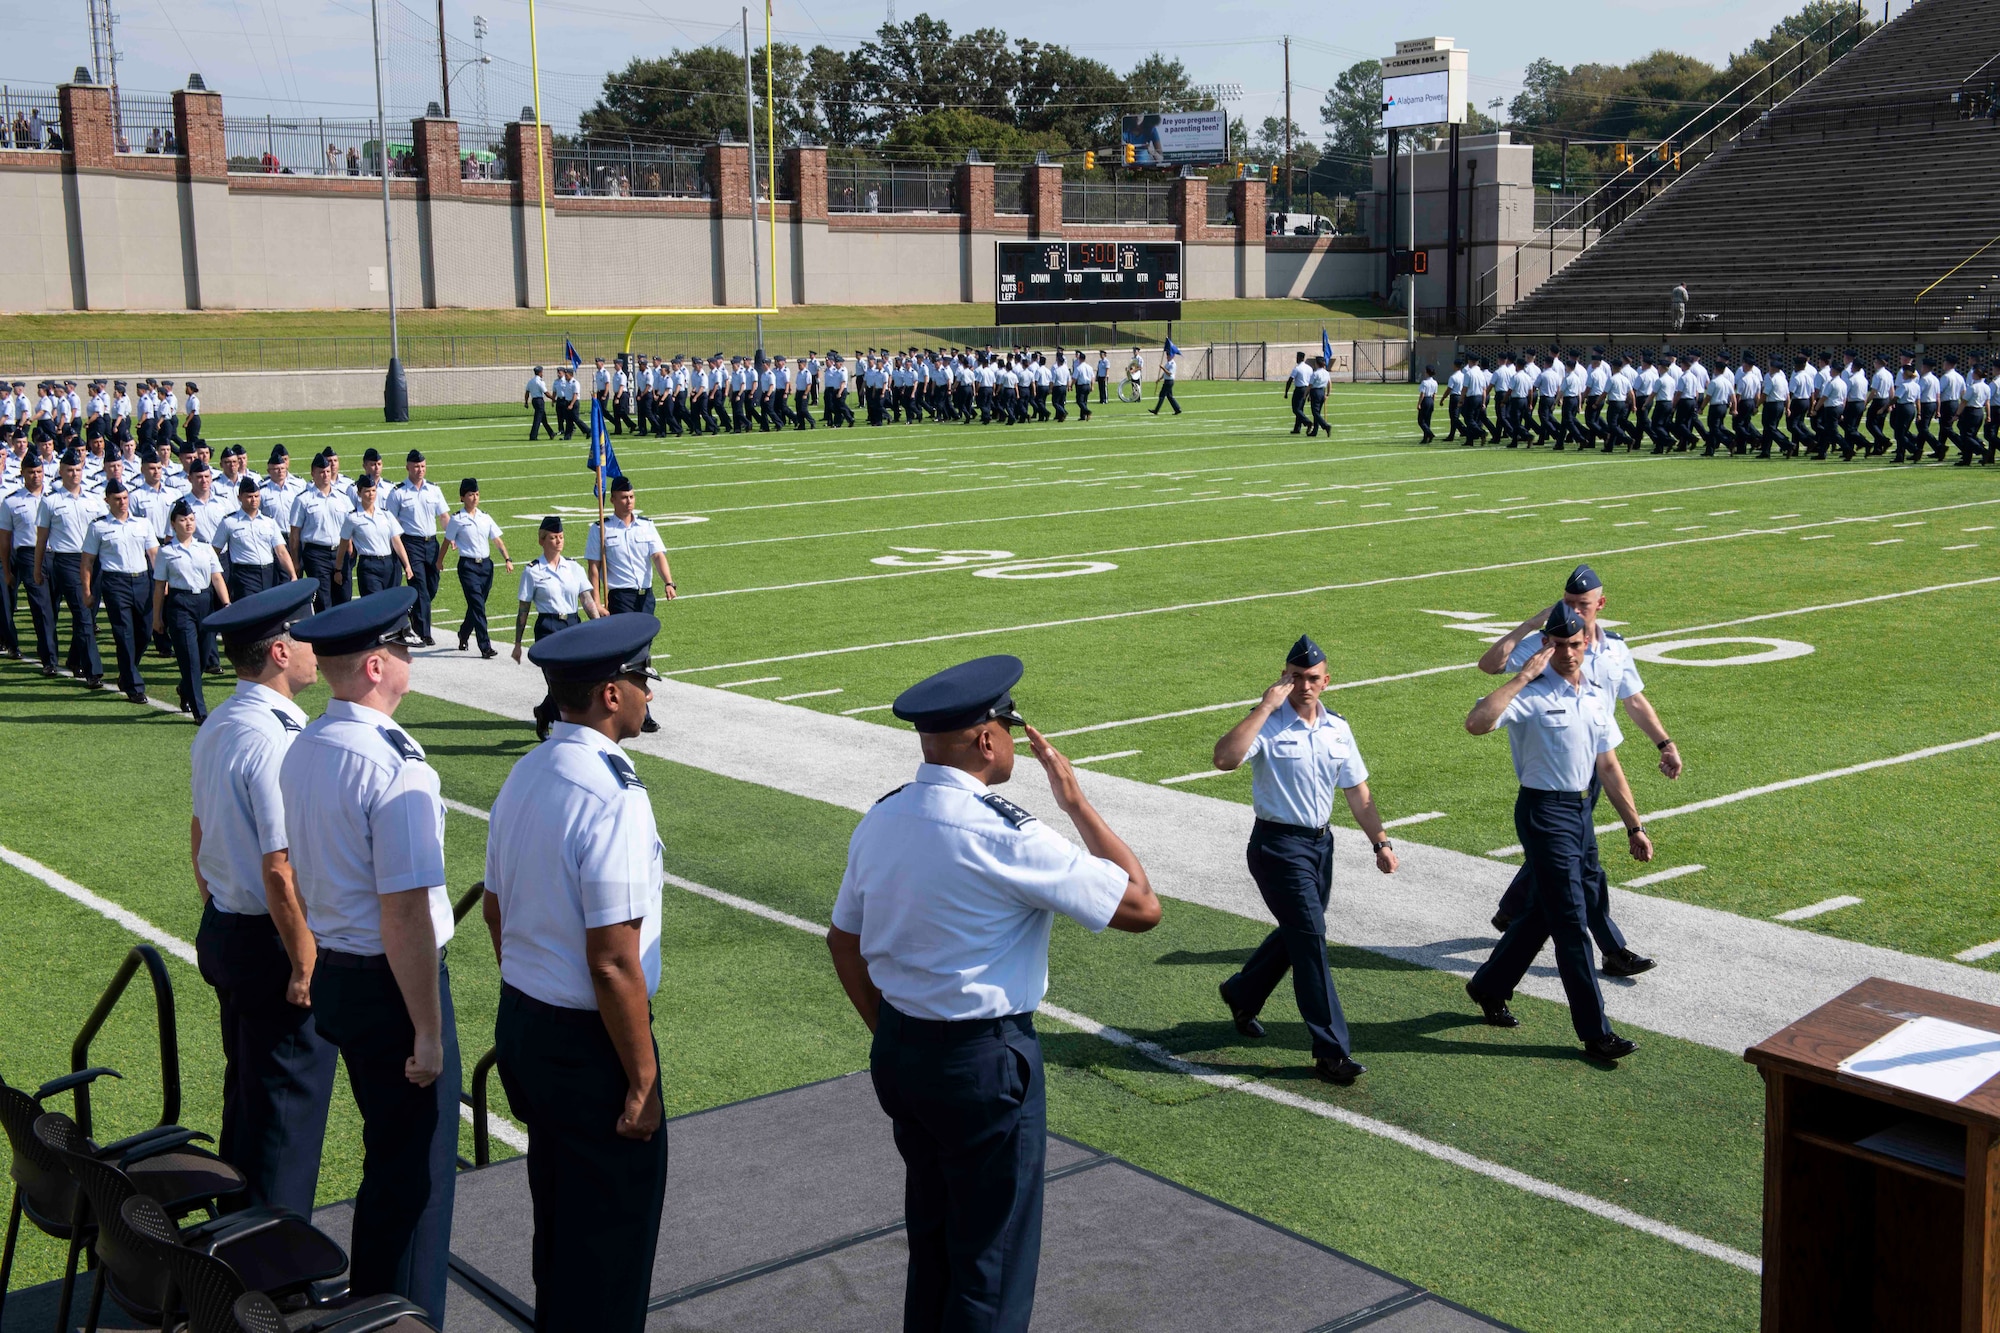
[271,709,303,734]
[874,784,908,804]
[377,726,423,762]
[979,792,1036,829]
[603,752,646,791]
[1327,709,1345,720]
[1602,631,1625,641]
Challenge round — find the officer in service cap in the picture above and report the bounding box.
[1210,634,1397,1086]
[483,614,669,1333]
[828,656,1159,1332]
[191,580,338,1215]
[1464,601,1653,1062]
[279,588,459,1321]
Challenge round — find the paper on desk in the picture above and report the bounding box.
[1838,1015,2000,1103]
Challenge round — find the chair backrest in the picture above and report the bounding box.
[0,1074,81,1234]
[36,1112,177,1318]
[229,1291,289,1333]
[121,1193,249,1333]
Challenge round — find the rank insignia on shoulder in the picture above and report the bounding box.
[979,793,1036,828]
[1603,630,1625,641]
[378,727,424,761]
[271,709,303,734]
[875,784,908,804]
[604,752,647,791]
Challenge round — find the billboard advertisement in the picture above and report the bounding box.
[1382,71,1453,129]
[1120,111,1228,166]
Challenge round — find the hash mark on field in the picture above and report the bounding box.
[1868,539,1904,546]
[1709,510,1740,516]
[1159,769,1234,785]
[1967,525,1996,532]
[1625,864,1706,888]
[1598,503,1628,509]
[1615,521,1648,527]
[1775,895,1863,922]
[1945,543,1979,550]
[1801,534,1834,540]
[1892,522,1927,528]
[1451,492,1481,498]
[1675,525,1707,531]
[1380,811,1448,829]
[1653,506,1683,512]
[1499,496,1528,502]
[840,703,894,714]
[1315,499,1348,505]
[1406,490,1437,496]
[776,689,844,701]
[1561,517,1592,524]
[1361,503,1392,508]
[1070,750,1141,765]
[1769,514,1800,519]
[1507,513,1541,519]
[1408,506,1439,512]
[1956,939,2000,963]
[717,677,781,689]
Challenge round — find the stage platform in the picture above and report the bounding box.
[6,1073,1513,1332]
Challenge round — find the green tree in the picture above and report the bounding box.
[581,47,750,144]
[1124,53,1209,113]
[880,107,1067,163]
[1316,59,1380,191]
[1013,43,1125,146]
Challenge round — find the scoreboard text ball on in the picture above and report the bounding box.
[994,241,1184,325]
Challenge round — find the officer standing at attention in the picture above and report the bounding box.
[1210,636,1396,1085]
[584,475,675,733]
[827,656,1159,1333]
[483,614,670,1333]
[191,582,338,1213]
[1463,602,1652,1063]
[445,479,510,658]
[34,447,107,688]
[1285,352,1310,434]
[215,478,296,602]
[387,451,448,647]
[80,477,158,704]
[515,516,601,741]
[151,497,231,720]
[281,587,459,1323]
[525,366,552,441]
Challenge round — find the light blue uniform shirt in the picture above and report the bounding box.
[214,510,287,567]
[584,514,665,591]
[192,681,309,916]
[341,507,398,557]
[485,723,663,1010]
[153,538,223,593]
[36,486,107,553]
[82,513,157,574]
[1505,627,1644,701]
[186,491,234,544]
[1241,701,1371,827]
[831,763,1127,1020]
[292,487,354,548]
[1497,670,1624,793]
[259,475,309,531]
[3,487,46,547]
[280,699,454,956]
[386,479,449,540]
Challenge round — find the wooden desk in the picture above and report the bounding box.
[1746,978,2000,1333]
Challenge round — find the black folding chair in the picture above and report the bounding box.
[1,1066,239,1332]
[38,1111,343,1333]
[119,1195,436,1333]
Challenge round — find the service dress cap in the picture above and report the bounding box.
[1564,564,1602,595]
[1544,601,1588,638]
[892,655,1026,733]
[292,587,419,656]
[269,444,289,464]
[459,477,479,496]
[1286,634,1326,668]
[528,613,663,684]
[238,477,259,495]
[205,579,320,645]
[406,449,425,464]
[363,447,383,463]
[102,477,126,496]
[539,514,563,534]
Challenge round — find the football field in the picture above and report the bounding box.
[4,378,1997,1331]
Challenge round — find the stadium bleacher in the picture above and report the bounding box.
[1483,0,2000,339]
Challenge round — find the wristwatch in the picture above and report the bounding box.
[1656,737,1674,750]
[1372,839,1393,854]
[1625,825,1645,837]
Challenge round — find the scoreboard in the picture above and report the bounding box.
[994,241,1182,325]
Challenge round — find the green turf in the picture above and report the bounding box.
[7,375,1995,1329]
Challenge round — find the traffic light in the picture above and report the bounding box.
[1673,151,1682,171]
[1658,142,1672,161]
[1124,142,1135,165]
[1613,143,1627,165]
[1084,150,1096,171]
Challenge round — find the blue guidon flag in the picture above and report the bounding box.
[1164,336,1181,359]
[586,398,622,497]
[1321,327,1335,365]
[564,336,582,370]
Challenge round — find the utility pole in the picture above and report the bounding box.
[86,0,121,143]
[370,0,407,421]
[472,15,489,148]
[435,0,452,117]
[1283,36,1293,214]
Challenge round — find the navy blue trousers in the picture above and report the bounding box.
[99,570,149,694]
[300,543,345,614]
[1495,775,1628,955]
[455,558,494,651]
[355,553,401,598]
[161,589,212,720]
[310,956,461,1325]
[225,559,275,605]
[1224,822,1351,1062]
[194,903,337,1216]
[495,986,669,1333]
[403,537,439,639]
[870,1005,1045,1333]
[48,552,102,679]
[1471,790,1614,1042]
[8,548,57,668]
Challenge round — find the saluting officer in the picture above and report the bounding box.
[445,478,510,658]
[191,581,338,1214]
[1211,636,1397,1085]
[584,476,675,733]
[484,614,670,1333]
[827,656,1160,1333]
[281,588,459,1323]
[386,450,448,647]
[1463,601,1652,1063]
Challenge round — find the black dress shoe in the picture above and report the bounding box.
[42,664,60,677]
[1314,1056,1366,1086]
[85,675,104,690]
[640,715,660,734]
[418,636,437,647]
[1467,980,1520,1028]
[1219,983,1265,1039]
[127,691,147,705]
[480,647,498,659]
[458,637,470,652]
[1584,1034,1638,1062]
[1601,949,1657,978]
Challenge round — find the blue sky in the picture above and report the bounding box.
[5,0,1899,136]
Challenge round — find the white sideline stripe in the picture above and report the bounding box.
[1625,865,1706,889]
[1955,940,2000,963]
[1158,768,1233,785]
[661,498,2000,677]
[717,677,781,689]
[840,703,895,715]
[1775,896,1864,922]
[776,689,844,701]
[1380,811,1448,829]
[1032,1004,1761,1274]
[0,840,531,1152]
[442,797,492,822]
[1069,750,1141,765]
[1486,731,2000,856]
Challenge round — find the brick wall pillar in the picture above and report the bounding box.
[1232,178,1266,299]
[413,116,461,198]
[506,119,554,203]
[710,141,750,218]
[1028,162,1062,237]
[58,82,114,171]
[788,145,826,223]
[1172,174,1207,242]
[172,89,225,180]
[957,161,994,232]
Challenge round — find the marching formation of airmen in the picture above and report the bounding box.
[1429,346,2000,465]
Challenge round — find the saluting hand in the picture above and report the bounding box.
[1259,668,1296,711]
[1516,643,1556,681]
[617,1081,662,1141]
[405,1032,443,1088]
[1026,725,1086,812]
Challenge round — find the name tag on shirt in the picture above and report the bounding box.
[1540,708,1572,729]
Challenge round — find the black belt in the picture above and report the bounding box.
[458,556,492,566]
[879,1003,1035,1042]
[1519,786,1589,804]
[501,982,601,1021]
[1252,817,1329,839]
[200,902,277,931]
[319,946,446,970]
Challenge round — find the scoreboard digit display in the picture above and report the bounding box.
[994,241,1182,325]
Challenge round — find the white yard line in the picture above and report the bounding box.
[1625,865,1706,889]
[1775,896,1863,922]
[717,677,782,689]
[1069,750,1141,765]
[776,689,844,701]
[1956,940,2000,963]
[1158,769,1234,785]
[1380,811,1448,829]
